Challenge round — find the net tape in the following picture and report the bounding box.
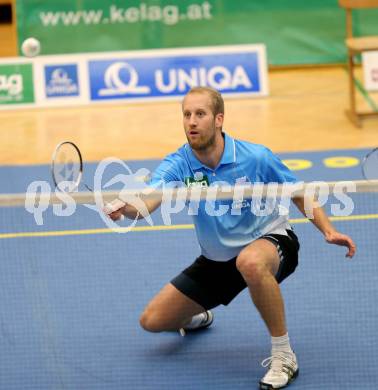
[1,180,377,208]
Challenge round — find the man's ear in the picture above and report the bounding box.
[215,113,224,128]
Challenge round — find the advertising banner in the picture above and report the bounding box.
[88,46,268,102]
[44,64,80,98]
[0,44,268,110]
[16,0,378,65]
[0,63,34,105]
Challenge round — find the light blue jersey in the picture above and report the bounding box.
[150,133,297,261]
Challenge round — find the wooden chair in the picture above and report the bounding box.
[338,0,378,127]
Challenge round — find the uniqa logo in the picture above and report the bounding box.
[99,62,151,96]
[97,60,253,96]
[46,68,78,95]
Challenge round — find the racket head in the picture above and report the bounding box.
[51,141,83,192]
[362,147,378,180]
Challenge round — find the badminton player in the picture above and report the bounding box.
[107,87,356,389]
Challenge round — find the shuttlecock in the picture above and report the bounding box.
[21,37,41,58]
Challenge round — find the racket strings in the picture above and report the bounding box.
[52,142,83,191]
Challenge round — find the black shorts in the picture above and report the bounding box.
[171,229,300,310]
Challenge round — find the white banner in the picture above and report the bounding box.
[0,44,269,110]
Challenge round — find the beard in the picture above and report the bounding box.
[186,130,217,151]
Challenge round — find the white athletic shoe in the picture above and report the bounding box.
[259,351,298,389]
[184,310,214,331]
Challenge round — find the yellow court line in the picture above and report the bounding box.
[291,213,378,224]
[0,224,195,239]
[0,214,377,240]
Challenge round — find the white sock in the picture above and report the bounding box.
[184,312,206,329]
[271,333,293,354]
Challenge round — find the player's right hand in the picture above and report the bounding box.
[103,199,126,221]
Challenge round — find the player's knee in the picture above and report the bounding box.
[236,251,266,284]
[139,309,165,333]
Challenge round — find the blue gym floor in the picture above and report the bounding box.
[0,148,377,390]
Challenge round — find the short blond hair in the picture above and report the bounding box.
[186,86,224,116]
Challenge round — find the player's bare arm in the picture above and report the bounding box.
[292,196,356,258]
